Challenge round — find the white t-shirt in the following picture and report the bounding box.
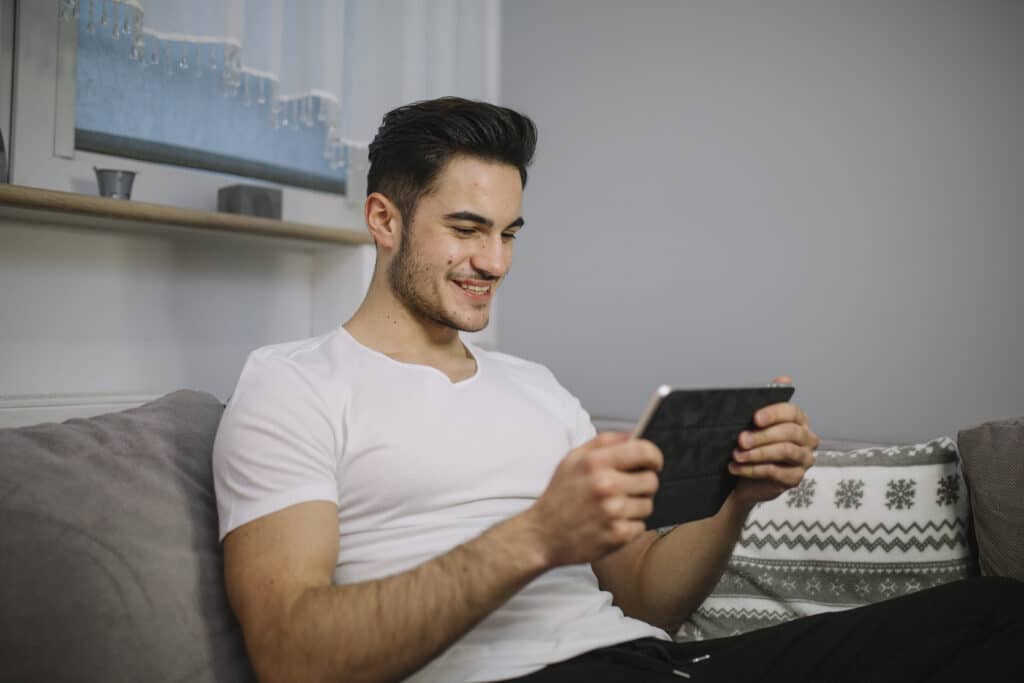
[212,326,668,682]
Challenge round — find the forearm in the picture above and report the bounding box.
[260,514,549,683]
[625,494,754,631]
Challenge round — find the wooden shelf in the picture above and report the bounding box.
[0,184,372,247]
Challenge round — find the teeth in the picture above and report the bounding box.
[458,283,489,294]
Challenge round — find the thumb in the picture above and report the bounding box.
[771,375,793,385]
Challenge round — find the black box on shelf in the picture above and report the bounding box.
[217,184,282,219]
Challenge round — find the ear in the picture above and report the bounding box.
[365,192,403,251]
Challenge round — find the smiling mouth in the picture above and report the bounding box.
[452,279,494,297]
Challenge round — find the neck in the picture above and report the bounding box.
[344,279,465,361]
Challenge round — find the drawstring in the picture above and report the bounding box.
[672,653,712,678]
[617,639,712,679]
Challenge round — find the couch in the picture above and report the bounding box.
[1,390,1020,682]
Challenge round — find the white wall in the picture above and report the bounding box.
[499,0,1024,443]
[0,216,374,423]
[0,221,314,400]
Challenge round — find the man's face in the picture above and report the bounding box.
[388,155,524,333]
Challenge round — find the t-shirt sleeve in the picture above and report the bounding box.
[567,393,597,449]
[212,349,339,541]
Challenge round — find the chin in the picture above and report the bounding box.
[454,317,489,334]
[450,311,490,333]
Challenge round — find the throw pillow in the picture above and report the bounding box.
[958,417,1024,580]
[0,390,255,682]
[675,436,976,641]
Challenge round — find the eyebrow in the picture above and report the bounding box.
[443,211,525,230]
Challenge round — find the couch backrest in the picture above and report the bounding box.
[0,390,255,682]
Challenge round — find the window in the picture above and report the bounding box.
[73,1,347,194]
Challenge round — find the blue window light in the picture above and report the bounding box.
[74,2,348,194]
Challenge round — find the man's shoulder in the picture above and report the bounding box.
[476,346,568,393]
[224,328,362,414]
[238,328,359,396]
[479,346,552,375]
[250,331,328,359]
[248,327,352,367]
[476,346,593,441]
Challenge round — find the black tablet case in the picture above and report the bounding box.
[639,386,795,530]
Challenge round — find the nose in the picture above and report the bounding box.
[471,233,510,280]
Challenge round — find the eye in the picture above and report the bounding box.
[450,226,476,237]
[502,232,518,241]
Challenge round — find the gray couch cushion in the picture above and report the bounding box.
[0,390,255,682]
[958,416,1024,581]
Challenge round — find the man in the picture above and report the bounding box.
[213,98,1021,683]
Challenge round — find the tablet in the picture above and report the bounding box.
[632,384,796,529]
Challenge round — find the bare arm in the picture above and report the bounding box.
[224,501,551,683]
[591,494,754,632]
[224,432,663,683]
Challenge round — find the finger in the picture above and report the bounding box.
[582,431,631,451]
[728,462,807,487]
[610,519,648,546]
[734,440,815,468]
[739,422,813,450]
[771,375,793,385]
[605,439,663,472]
[591,468,660,498]
[620,469,660,496]
[754,402,808,429]
[603,495,654,521]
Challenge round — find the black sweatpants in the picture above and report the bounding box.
[496,577,1023,682]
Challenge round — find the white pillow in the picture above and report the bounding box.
[676,436,974,640]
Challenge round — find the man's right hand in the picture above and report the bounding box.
[524,432,663,567]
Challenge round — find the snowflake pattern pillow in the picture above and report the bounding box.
[675,436,975,641]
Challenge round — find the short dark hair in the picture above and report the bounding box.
[367,97,537,225]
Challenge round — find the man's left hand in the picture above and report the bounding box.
[728,375,819,507]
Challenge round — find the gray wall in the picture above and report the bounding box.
[499,0,1023,444]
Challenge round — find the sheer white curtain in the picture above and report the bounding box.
[59,0,500,168]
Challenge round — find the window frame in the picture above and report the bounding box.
[8,0,361,226]
[0,0,14,169]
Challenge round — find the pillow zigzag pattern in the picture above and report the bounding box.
[739,530,970,553]
[676,436,974,642]
[742,518,966,536]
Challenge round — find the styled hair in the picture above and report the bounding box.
[367,97,537,225]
